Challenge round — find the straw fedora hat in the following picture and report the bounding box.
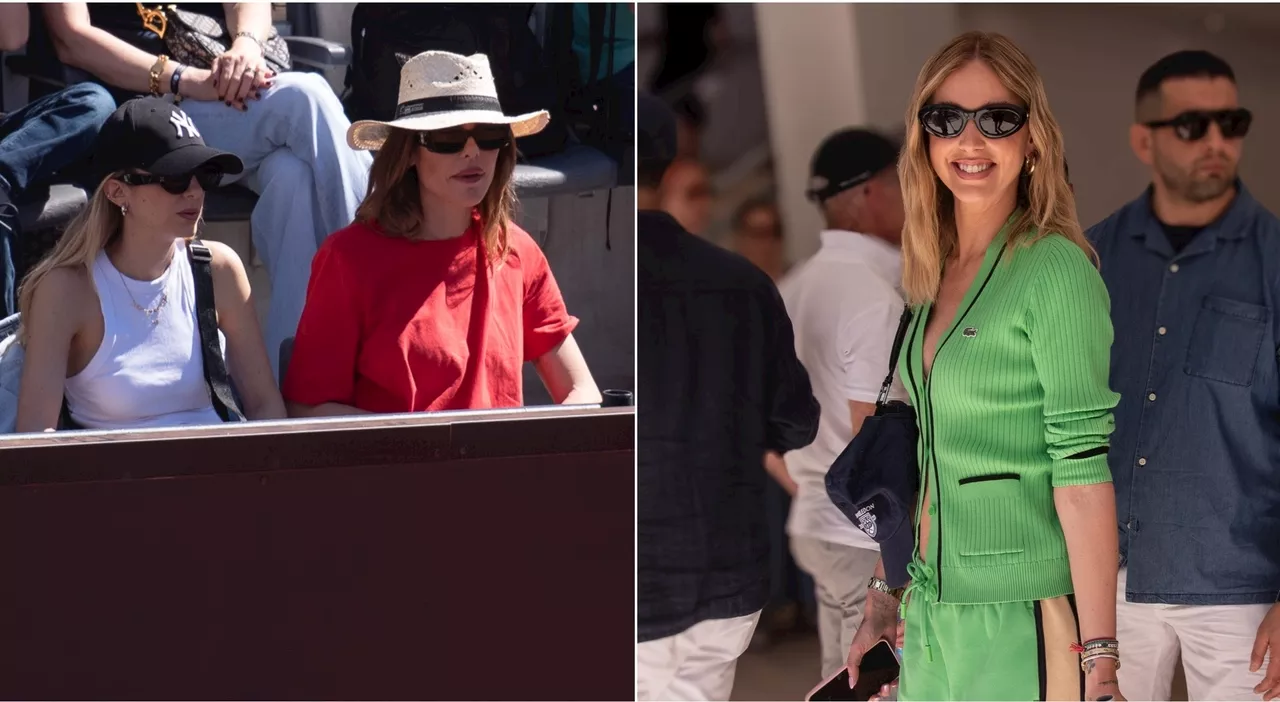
[347,51,550,151]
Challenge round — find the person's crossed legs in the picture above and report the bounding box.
[0,82,115,316]
[177,72,372,381]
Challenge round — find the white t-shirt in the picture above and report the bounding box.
[778,230,909,550]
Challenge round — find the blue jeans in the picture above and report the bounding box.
[0,82,116,317]
[176,72,373,381]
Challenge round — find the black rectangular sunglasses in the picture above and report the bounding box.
[416,125,513,154]
[1144,108,1251,141]
[919,103,1029,139]
[119,169,222,195]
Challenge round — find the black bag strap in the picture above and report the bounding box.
[875,305,915,408]
[187,241,246,423]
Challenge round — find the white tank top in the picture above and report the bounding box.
[64,240,226,430]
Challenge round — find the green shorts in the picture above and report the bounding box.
[899,586,1085,701]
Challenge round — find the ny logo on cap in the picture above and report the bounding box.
[170,110,201,140]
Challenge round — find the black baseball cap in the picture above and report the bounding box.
[638,91,678,171]
[91,97,243,185]
[824,408,919,589]
[807,128,900,203]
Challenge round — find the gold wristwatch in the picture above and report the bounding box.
[868,576,905,601]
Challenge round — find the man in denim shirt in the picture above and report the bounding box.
[1087,50,1280,701]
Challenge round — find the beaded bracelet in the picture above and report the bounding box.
[1081,651,1121,673]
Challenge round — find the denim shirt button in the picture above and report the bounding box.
[1157,326,1167,336]
[1138,457,1147,466]
[1170,263,1180,273]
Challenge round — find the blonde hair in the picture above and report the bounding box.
[16,174,124,344]
[899,31,1095,306]
[354,129,518,262]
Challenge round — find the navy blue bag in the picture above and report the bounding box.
[824,306,919,588]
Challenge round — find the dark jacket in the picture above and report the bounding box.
[637,211,819,642]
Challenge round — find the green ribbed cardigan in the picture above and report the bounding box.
[901,223,1120,604]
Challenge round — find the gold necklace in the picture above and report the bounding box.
[116,267,169,327]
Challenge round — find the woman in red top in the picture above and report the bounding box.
[282,51,600,415]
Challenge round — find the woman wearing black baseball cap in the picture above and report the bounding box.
[13,97,285,432]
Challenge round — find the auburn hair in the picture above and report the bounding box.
[355,128,518,261]
[898,31,1095,306]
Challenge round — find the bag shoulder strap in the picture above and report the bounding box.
[187,241,246,423]
[875,304,915,407]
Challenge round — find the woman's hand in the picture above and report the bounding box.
[211,35,273,106]
[180,65,271,109]
[865,613,905,700]
[845,589,901,689]
[869,680,900,701]
[1084,658,1125,701]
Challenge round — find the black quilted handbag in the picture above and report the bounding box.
[136,3,292,74]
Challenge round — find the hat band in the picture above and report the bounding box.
[394,94,503,121]
[808,170,874,203]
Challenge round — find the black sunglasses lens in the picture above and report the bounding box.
[422,126,511,152]
[922,107,965,137]
[978,108,1025,137]
[419,130,467,154]
[159,176,190,194]
[1172,115,1210,141]
[196,171,222,190]
[1218,110,1251,138]
[472,126,512,150]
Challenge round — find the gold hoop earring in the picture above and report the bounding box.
[1024,157,1036,175]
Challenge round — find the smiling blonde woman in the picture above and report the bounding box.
[842,32,1126,702]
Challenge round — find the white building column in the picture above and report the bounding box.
[756,3,961,263]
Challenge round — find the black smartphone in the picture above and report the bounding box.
[805,640,901,701]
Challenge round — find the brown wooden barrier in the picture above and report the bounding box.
[0,406,635,700]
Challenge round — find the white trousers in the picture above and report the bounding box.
[791,536,883,680]
[1116,568,1272,701]
[635,611,761,701]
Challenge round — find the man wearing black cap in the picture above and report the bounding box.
[772,127,906,680]
[636,92,820,701]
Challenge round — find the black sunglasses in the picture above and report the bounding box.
[119,169,221,195]
[1144,108,1252,141]
[416,125,513,154]
[919,103,1029,139]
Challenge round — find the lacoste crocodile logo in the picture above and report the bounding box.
[962,327,978,338]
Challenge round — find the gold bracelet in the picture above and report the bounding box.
[148,54,169,97]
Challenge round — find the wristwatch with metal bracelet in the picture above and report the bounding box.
[868,576,906,601]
